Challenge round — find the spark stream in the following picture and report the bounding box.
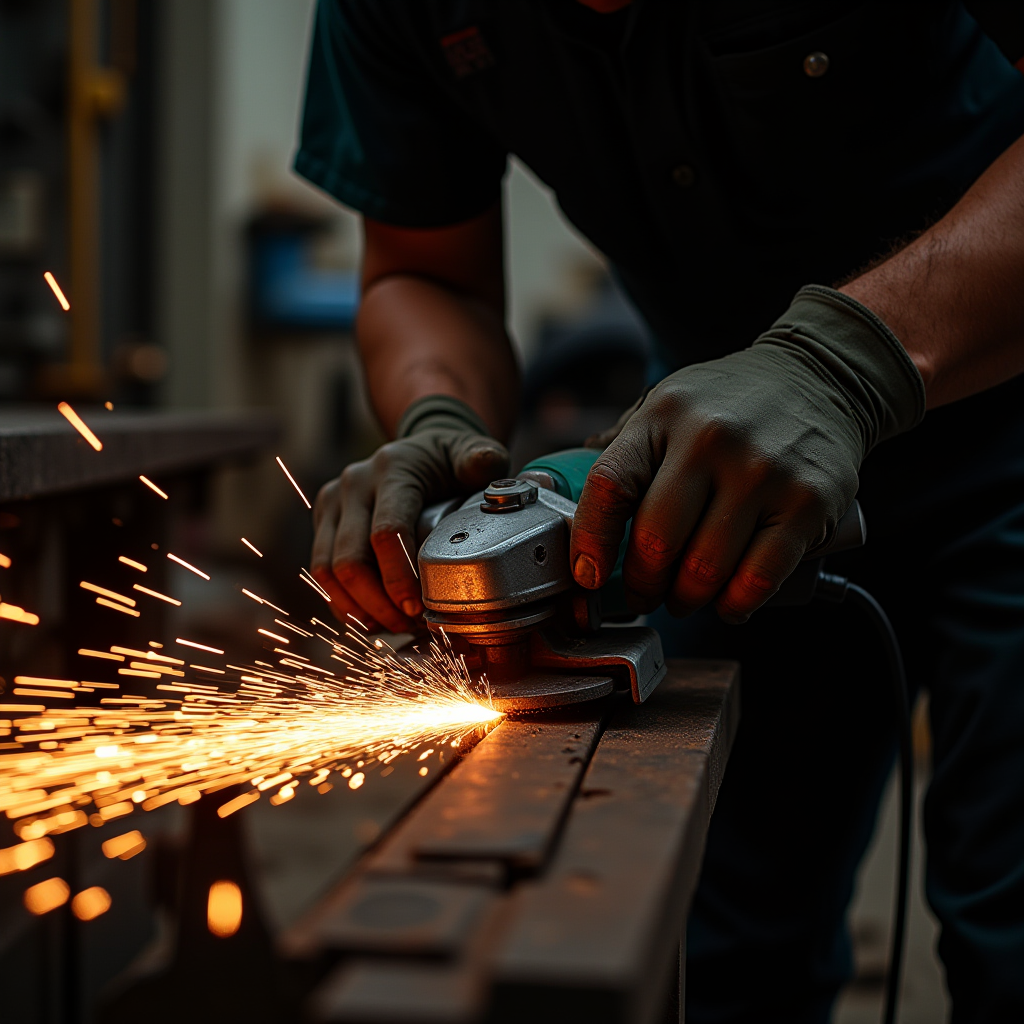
[0,629,501,844]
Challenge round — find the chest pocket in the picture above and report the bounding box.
[699,2,890,216]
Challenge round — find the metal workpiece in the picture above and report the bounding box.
[418,493,572,614]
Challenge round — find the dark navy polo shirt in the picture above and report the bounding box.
[294,0,1024,366]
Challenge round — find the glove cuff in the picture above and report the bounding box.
[759,284,926,450]
[396,395,492,439]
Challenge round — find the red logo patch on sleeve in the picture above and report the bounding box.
[440,26,495,78]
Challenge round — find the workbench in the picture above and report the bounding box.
[0,408,279,502]
[286,658,740,1024]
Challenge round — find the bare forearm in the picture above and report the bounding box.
[357,274,520,440]
[842,132,1024,409]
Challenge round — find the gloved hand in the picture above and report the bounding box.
[570,285,926,622]
[311,395,508,632]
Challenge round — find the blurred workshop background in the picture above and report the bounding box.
[8,1,1022,1020]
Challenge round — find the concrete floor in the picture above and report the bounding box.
[834,774,950,1023]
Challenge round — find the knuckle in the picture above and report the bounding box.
[736,565,782,596]
[684,554,727,588]
[372,441,406,473]
[310,564,339,592]
[743,452,782,490]
[587,459,637,508]
[647,381,688,414]
[693,413,747,456]
[331,557,367,588]
[369,526,407,554]
[787,475,827,506]
[632,527,674,567]
[338,462,368,496]
[315,478,339,508]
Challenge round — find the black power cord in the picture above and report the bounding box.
[816,573,913,1024]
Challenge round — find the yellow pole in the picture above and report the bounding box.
[39,0,125,397]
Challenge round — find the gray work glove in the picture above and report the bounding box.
[571,285,926,622]
[311,395,508,632]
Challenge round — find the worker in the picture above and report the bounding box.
[296,2,1024,1020]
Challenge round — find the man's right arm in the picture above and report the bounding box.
[311,202,519,633]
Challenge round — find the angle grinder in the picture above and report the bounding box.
[415,448,865,713]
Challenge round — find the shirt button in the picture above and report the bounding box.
[803,51,829,77]
[671,163,696,188]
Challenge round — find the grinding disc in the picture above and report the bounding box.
[485,672,615,714]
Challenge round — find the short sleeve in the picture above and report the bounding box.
[294,0,507,228]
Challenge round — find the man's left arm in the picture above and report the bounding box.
[843,130,1024,408]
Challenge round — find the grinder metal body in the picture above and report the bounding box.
[417,449,664,713]
[417,448,866,713]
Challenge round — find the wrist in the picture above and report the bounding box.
[396,394,493,439]
[756,285,926,449]
[838,277,937,392]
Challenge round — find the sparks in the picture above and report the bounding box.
[167,553,210,580]
[241,538,263,558]
[0,624,501,861]
[133,584,181,606]
[43,272,70,311]
[0,603,39,625]
[139,475,168,500]
[80,581,136,607]
[275,456,311,509]
[299,569,332,602]
[175,638,225,655]
[118,556,147,572]
[95,598,139,617]
[397,533,419,579]
[57,402,102,451]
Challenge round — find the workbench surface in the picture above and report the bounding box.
[289,658,741,1024]
[0,407,279,501]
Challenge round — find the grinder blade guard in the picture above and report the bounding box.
[416,450,668,713]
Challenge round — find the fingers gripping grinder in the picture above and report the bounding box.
[417,447,867,714]
[416,448,665,714]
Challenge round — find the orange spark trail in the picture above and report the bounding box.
[43,272,70,311]
[139,476,168,499]
[0,604,39,625]
[397,533,419,579]
[175,638,224,654]
[299,571,331,602]
[167,553,210,580]
[276,456,311,509]
[133,584,181,606]
[241,538,263,557]
[57,403,102,451]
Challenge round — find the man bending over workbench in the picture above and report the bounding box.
[295,3,1024,1020]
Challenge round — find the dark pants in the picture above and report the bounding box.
[654,377,1024,1023]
